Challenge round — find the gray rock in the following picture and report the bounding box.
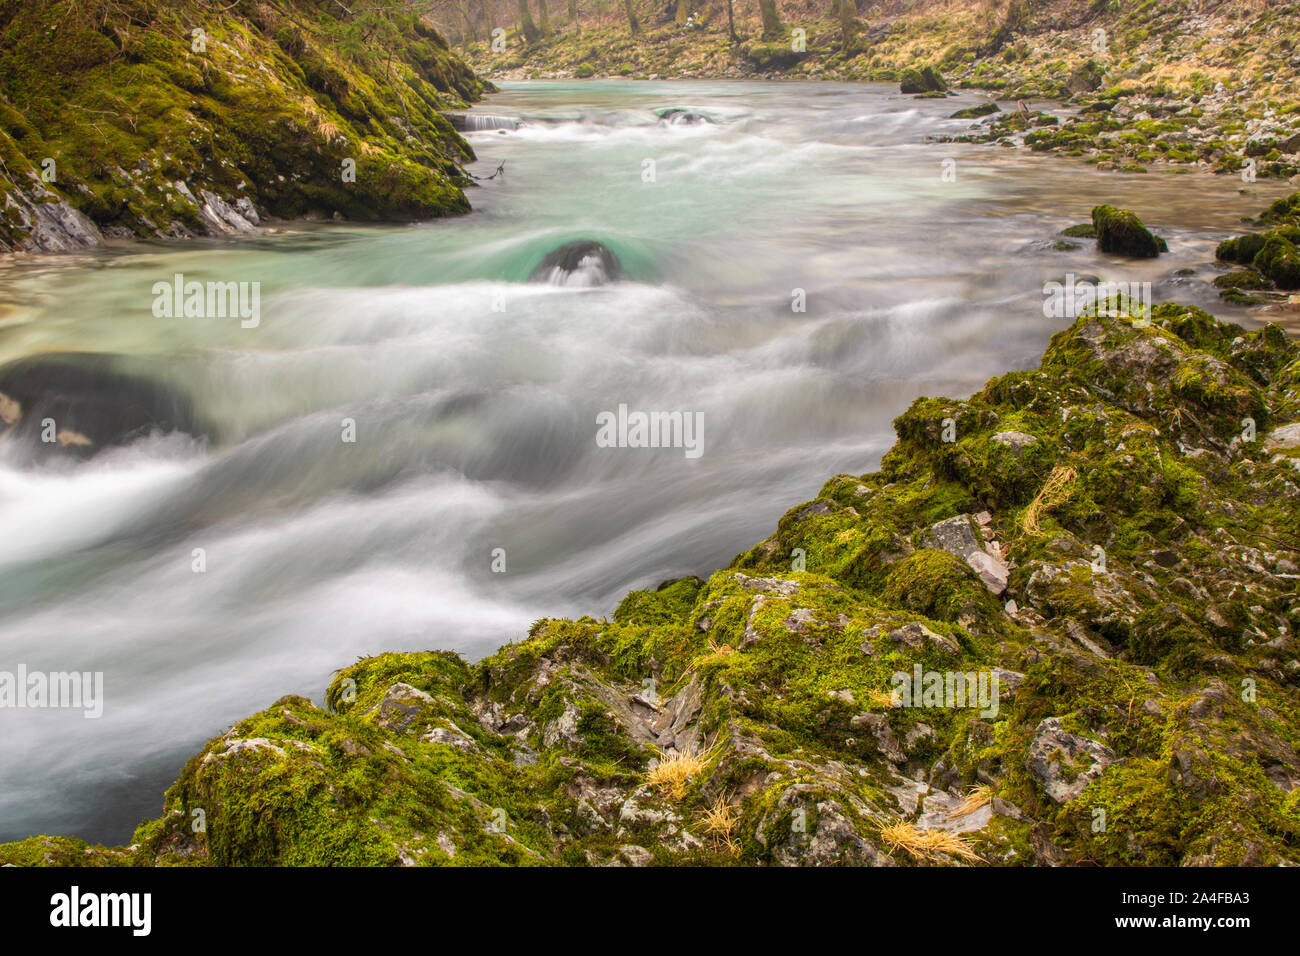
[198,189,258,234]
[1264,422,1300,452]
[849,712,906,763]
[3,176,103,252]
[991,797,1028,822]
[990,667,1025,695]
[903,722,937,751]
[1025,717,1116,803]
[732,573,801,597]
[421,721,479,751]
[542,699,585,750]
[234,196,261,225]
[925,515,984,559]
[917,789,993,833]
[618,845,652,867]
[366,683,436,735]
[887,622,960,655]
[967,548,1010,594]
[925,514,1010,594]
[992,430,1040,451]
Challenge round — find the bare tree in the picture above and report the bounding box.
[758,0,782,39]
[567,0,580,32]
[517,0,540,41]
[838,0,857,53]
[622,0,640,34]
[535,0,551,35]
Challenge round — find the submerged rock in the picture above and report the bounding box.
[528,240,623,287]
[0,353,208,459]
[656,108,713,126]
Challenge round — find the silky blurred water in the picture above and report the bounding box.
[0,79,1291,844]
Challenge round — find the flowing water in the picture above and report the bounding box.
[0,80,1293,844]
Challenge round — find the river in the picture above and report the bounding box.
[0,79,1291,844]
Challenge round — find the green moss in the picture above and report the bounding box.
[882,549,1000,625]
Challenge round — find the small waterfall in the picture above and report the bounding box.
[443,112,520,132]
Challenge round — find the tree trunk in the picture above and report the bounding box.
[839,0,856,53]
[758,0,781,40]
[675,0,691,25]
[726,0,736,40]
[622,0,640,34]
[517,0,540,42]
[535,0,551,35]
[567,0,580,32]
[455,1,477,43]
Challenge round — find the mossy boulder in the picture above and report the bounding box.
[1091,204,1167,257]
[1252,235,1300,290]
[1215,194,1300,294]
[900,65,947,94]
[950,102,1001,119]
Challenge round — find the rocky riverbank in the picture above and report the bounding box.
[5,198,1300,865]
[0,0,488,253]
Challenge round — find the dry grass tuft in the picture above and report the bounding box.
[880,821,981,863]
[1020,464,1078,534]
[647,746,714,800]
[687,637,735,674]
[699,792,740,852]
[947,784,992,819]
[867,688,896,709]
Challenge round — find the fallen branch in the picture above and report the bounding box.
[468,161,505,181]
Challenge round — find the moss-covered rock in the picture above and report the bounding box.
[1215,193,1300,295]
[950,102,1001,119]
[1091,204,1167,257]
[900,65,947,94]
[0,0,486,250]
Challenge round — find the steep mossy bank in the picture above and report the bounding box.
[6,294,1300,866]
[461,0,1300,178]
[0,0,489,252]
